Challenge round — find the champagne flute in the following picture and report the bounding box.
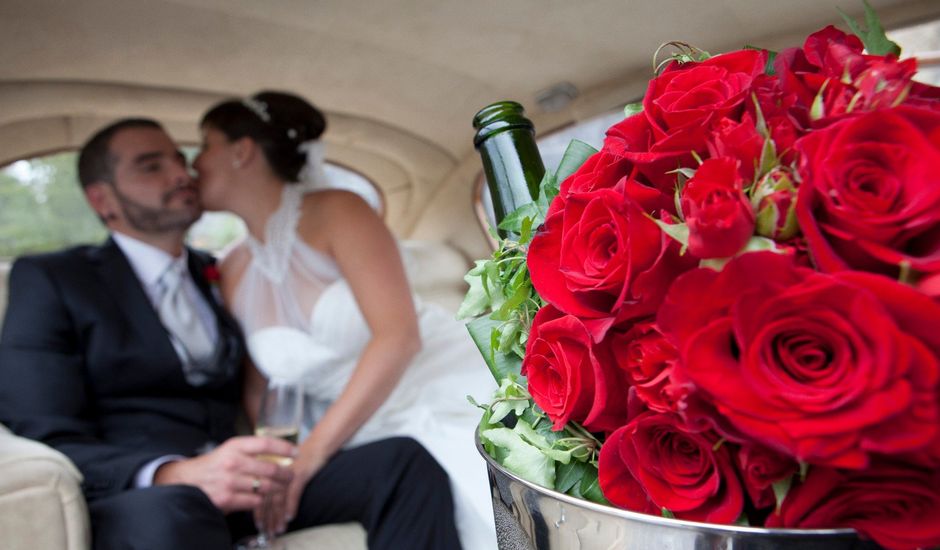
[236,380,303,550]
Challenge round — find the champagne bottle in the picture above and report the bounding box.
[472,101,545,238]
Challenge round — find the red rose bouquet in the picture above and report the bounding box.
[461,5,940,550]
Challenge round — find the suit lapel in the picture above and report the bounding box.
[90,238,181,367]
[187,248,246,385]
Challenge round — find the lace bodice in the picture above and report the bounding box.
[230,185,344,373]
[244,184,305,284]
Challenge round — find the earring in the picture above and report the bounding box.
[232,159,242,169]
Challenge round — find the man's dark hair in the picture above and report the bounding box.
[77,118,163,189]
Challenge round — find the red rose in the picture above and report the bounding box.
[557,149,633,199]
[681,157,755,259]
[604,112,697,194]
[775,26,864,120]
[599,412,744,523]
[736,443,798,509]
[853,56,918,111]
[767,461,940,550]
[551,149,672,218]
[530,181,696,341]
[521,305,628,432]
[795,106,940,293]
[607,320,680,413]
[908,80,940,111]
[644,49,767,151]
[749,74,802,164]
[775,26,928,124]
[657,252,940,469]
[707,115,764,182]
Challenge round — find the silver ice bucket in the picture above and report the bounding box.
[477,433,877,550]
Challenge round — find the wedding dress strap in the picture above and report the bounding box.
[246,184,304,283]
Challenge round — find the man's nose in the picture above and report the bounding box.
[171,160,194,185]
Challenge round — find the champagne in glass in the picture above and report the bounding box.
[255,426,299,466]
[235,380,304,550]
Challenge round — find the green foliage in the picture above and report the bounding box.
[744,45,778,76]
[476,377,605,500]
[0,149,245,260]
[839,0,901,57]
[772,475,793,513]
[0,153,107,258]
[653,41,711,75]
[464,139,610,503]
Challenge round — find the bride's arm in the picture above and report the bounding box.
[285,190,420,513]
[217,243,264,427]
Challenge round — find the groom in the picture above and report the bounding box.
[0,119,461,549]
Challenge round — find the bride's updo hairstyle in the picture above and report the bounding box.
[201,91,327,183]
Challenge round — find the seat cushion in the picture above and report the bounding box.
[0,425,91,550]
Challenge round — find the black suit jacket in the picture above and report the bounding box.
[0,238,246,501]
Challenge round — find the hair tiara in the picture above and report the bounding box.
[241,98,271,123]
[241,97,301,140]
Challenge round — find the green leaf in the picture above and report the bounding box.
[810,79,829,121]
[514,421,573,463]
[799,461,810,482]
[497,319,521,354]
[742,235,778,253]
[529,179,556,234]
[480,427,556,489]
[487,375,532,424]
[456,261,491,319]
[555,140,598,184]
[496,284,530,320]
[651,217,690,248]
[624,102,643,117]
[499,203,540,234]
[755,200,781,238]
[490,399,524,425]
[764,50,778,76]
[466,316,524,383]
[839,0,901,57]
[668,167,697,180]
[661,507,676,519]
[579,468,608,505]
[555,460,590,494]
[743,46,777,76]
[772,475,793,513]
[757,136,778,179]
[519,216,533,244]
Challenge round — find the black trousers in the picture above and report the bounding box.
[88,437,461,550]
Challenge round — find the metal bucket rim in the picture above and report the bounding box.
[475,429,861,539]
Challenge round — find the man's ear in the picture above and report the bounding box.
[84,182,118,223]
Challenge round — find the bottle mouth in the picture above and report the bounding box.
[473,101,535,147]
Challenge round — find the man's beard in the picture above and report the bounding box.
[111,184,202,233]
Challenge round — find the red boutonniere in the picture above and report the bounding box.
[203,263,221,284]
[203,263,222,302]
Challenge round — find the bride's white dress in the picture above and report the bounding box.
[229,184,498,549]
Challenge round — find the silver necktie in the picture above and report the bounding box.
[157,261,215,366]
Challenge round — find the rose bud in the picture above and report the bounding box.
[753,169,799,241]
[680,157,756,259]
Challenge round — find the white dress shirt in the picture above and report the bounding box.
[111,232,220,487]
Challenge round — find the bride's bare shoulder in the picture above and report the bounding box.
[301,188,372,217]
[217,238,251,298]
[298,189,376,241]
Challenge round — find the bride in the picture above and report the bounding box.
[193,91,498,549]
